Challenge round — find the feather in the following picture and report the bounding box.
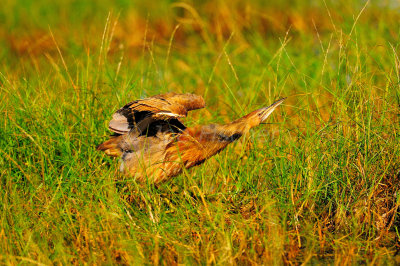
[107,93,205,135]
[97,93,285,184]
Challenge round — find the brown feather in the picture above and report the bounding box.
[97,94,285,184]
[108,92,204,134]
[96,135,124,157]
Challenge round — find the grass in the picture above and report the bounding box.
[1,0,400,264]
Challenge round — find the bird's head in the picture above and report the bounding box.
[239,98,286,128]
[219,97,285,138]
[256,98,286,122]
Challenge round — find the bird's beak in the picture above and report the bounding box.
[258,98,286,122]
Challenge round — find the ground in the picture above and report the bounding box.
[1,0,400,264]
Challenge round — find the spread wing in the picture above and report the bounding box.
[108,92,205,135]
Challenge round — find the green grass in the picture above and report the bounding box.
[1,0,400,264]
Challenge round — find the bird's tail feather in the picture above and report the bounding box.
[97,136,123,157]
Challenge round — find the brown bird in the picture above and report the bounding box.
[97,92,285,184]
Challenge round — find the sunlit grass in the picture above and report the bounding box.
[1,0,400,264]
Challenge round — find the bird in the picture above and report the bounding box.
[97,92,285,184]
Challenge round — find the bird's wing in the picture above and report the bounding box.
[108,92,205,134]
[160,92,206,112]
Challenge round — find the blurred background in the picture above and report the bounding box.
[2,0,400,63]
[2,0,399,55]
[1,0,400,264]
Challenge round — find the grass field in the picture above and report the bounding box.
[1,0,400,264]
